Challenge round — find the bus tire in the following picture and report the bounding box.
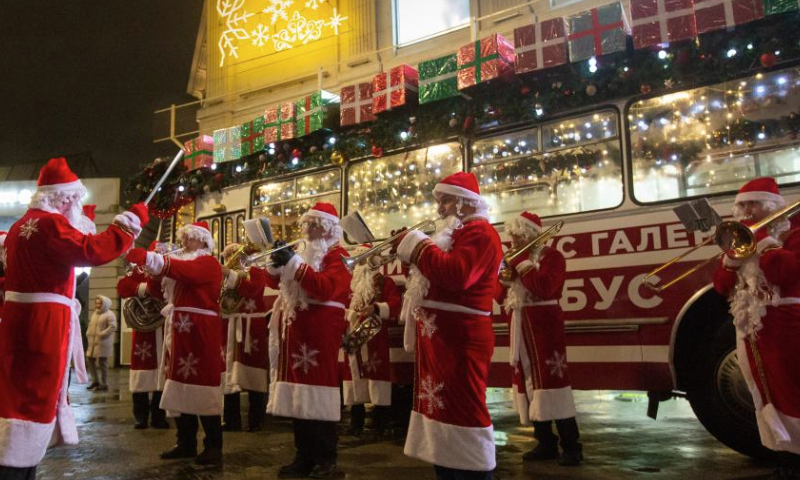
[685,321,774,460]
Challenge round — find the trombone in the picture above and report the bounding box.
[642,199,800,293]
[242,239,306,268]
[341,220,437,272]
[499,221,564,281]
[126,242,184,274]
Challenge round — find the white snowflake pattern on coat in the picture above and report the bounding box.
[415,308,438,339]
[291,343,319,374]
[546,350,568,379]
[175,314,193,333]
[18,218,39,239]
[178,352,199,379]
[418,375,445,415]
[134,341,153,361]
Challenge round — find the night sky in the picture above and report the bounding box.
[0,1,204,179]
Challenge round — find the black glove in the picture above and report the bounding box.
[270,240,295,268]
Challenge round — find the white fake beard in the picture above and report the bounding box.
[173,248,211,261]
[350,264,376,312]
[400,215,460,324]
[730,257,780,339]
[277,237,330,322]
[64,201,95,234]
[300,238,328,272]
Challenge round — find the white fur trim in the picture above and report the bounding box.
[343,379,370,406]
[368,380,392,406]
[136,282,148,299]
[736,191,785,205]
[0,417,55,467]
[231,362,268,392]
[129,369,159,393]
[757,236,780,254]
[113,211,142,238]
[397,230,429,263]
[268,381,341,421]
[143,252,165,276]
[0,233,7,247]
[376,302,390,320]
[36,179,84,193]
[267,265,283,276]
[282,254,305,279]
[529,387,578,421]
[723,255,744,269]
[513,391,531,425]
[302,209,339,223]
[225,270,239,290]
[177,224,215,250]
[433,183,482,203]
[160,379,222,416]
[515,260,536,274]
[404,411,496,471]
[757,404,800,454]
[244,218,272,247]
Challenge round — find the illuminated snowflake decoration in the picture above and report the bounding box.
[305,0,323,9]
[217,0,255,66]
[325,7,348,35]
[250,24,270,47]
[272,10,324,51]
[263,0,294,24]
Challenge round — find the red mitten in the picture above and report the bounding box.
[128,203,150,226]
[126,247,148,266]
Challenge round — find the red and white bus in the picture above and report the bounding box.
[186,65,800,458]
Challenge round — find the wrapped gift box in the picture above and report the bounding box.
[213,126,241,163]
[182,135,214,170]
[372,64,418,114]
[631,0,697,48]
[514,19,568,74]
[457,33,515,90]
[295,90,340,137]
[240,116,265,157]
[340,82,375,126]
[264,102,296,143]
[418,54,459,104]
[762,0,797,14]
[567,3,630,63]
[693,0,763,33]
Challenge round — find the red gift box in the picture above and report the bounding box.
[372,65,418,114]
[514,19,568,74]
[263,102,296,143]
[340,82,375,126]
[693,0,763,34]
[183,135,214,170]
[631,0,697,48]
[457,33,515,90]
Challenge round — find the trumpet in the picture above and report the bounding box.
[243,239,306,268]
[499,221,564,281]
[341,219,437,272]
[642,199,800,292]
[126,242,184,274]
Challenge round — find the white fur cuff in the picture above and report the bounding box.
[397,230,429,263]
[114,211,142,238]
[376,302,390,320]
[284,254,305,279]
[225,270,240,290]
[143,252,165,275]
[137,283,148,299]
[515,259,536,274]
[758,236,780,253]
[267,265,283,276]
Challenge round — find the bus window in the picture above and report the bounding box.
[473,110,623,223]
[630,66,800,203]
[210,218,220,258]
[250,169,342,242]
[345,142,463,240]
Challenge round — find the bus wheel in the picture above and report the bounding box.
[685,321,773,459]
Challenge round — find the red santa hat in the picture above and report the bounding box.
[302,202,339,223]
[433,172,482,202]
[36,157,84,192]
[177,220,215,250]
[505,211,543,238]
[735,177,784,206]
[82,204,97,221]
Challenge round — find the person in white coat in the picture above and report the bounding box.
[86,295,117,391]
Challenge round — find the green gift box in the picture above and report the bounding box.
[419,54,459,104]
[240,116,266,156]
[763,0,798,15]
[295,90,340,137]
[213,126,241,163]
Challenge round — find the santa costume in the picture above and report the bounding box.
[396,172,503,477]
[502,211,582,465]
[342,246,402,436]
[0,231,7,315]
[128,220,224,466]
[116,241,168,430]
[0,157,146,475]
[713,178,800,473]
[220,235,269,432]
[264,202,351,478]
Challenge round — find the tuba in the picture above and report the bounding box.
[219,242,263,316]
[123,296,166,332]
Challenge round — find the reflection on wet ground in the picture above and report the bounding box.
[38,370,775,479]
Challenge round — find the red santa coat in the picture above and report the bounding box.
[265,246,351,421]
[154,254,223,416]
[343,274,402,407]
[222,267,269,393]
[503,246,576,424]
[117,269,164,393]
[714,231,800,454]
[396,218,502,472]
[0,209,134,467]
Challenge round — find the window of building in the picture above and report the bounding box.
[394,0,471,47]
[629,67,800,203]
[251,169,342,242]
[471,110,623,223]
[346,143,463,240]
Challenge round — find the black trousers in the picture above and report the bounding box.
[533,417,582,454]
[224,391,267,427]
[293,419,338,465]
[0,466,36,480]
[434,465,492,480]
[175,414,222,450]
[132,391,167,425]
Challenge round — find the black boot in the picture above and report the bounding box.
[161,414,198,459]
[247,391,267,432]
[373,405,392,437]
[347,404,365,437]
[132,392,149,429]
[278,457,314,478]
[150,392,169,429]
[523,421,559,461]
[280,420,314,478]
[555,417,583,466]
[223,393,242,431]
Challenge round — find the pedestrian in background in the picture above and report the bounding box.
[86,295,117,391]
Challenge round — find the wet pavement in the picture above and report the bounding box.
[38,369,776,479]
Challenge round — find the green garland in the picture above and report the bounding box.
[127,11,800,215]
